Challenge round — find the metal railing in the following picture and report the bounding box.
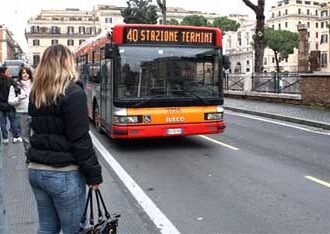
[224,73,245,91]
[252,72,301,94]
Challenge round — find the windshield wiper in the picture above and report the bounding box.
[134,96,163,107]
[176,90,210,105]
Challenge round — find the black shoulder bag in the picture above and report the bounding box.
[76,188,120,234]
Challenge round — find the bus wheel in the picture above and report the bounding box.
[93,104,103,134]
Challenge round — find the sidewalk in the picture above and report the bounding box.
[0,141,158,234]
[224,97,330,130]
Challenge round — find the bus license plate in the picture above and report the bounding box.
[166,128,182,135]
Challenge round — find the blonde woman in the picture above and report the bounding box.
[28,44,102,234]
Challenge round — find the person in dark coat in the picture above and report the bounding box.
[0,66,22,144]
[27,44,103,234]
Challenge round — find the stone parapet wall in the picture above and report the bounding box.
[224,90,302,105]
[300,73,330,107]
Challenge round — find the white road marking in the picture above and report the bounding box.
[198,135,239,151]
[227,111,330,136]
[305,176,330,189]
[90,132,181,234]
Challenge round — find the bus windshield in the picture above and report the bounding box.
[114,46,220,106]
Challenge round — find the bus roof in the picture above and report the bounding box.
[75,24,222,57]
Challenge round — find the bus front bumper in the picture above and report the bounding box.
[111,121,226,139]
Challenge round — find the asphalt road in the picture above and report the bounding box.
[91,112,330,234]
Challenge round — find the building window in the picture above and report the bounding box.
[316,32,319,38]
[315,43,319,50]
[285,9,288,15]
[307,22,310,28]
[67,39,74,46]
[67,26,74,34]
[278,23,281,30]
[105,17,113,23]
[51,26,60,34]
[79,26,85,34]
[237,32,242,46]
[316,22,318,28]
[272,25,275,29]
[51,39,58,45]
[315,10,318,16]
[31,26,39,33]
[272,13,275,18]
[79,39,85,45]
[321,52,327,67]
[278,11,281,16]
[298,8,301,14]
[321,10,328,17]
[33,55,40,67]
[285,22,288,28]
[320,34,328,44]
[308,32,310,38]
[321,22,324,28]
[307,9,310,15]
[272,57,275,63]
[33,39,40,46]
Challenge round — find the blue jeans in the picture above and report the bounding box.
[28,169,86,234]
[0,110,20,139]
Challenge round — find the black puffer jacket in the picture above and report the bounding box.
[0,74,15,111]
[27,82,102,185]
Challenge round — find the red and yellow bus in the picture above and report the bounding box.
[75,24,226,139]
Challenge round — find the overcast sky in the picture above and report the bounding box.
[0,0,277,52]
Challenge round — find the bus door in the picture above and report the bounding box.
[100,58,112,126]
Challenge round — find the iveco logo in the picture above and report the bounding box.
[143,115,151,123]
[166,117,185,123]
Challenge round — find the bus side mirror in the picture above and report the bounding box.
[222,55,231,70]
[105,43,114,59]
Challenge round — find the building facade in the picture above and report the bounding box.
[25,8,101,67]
[26,5,225,68]
[266,0,326,72]
[0,25,23,64]
[223,15,255,74]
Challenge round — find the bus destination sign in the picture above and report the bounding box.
[124,27,216,45]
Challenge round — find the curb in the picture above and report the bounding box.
[225,106,330,130]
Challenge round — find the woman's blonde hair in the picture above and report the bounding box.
[31,44,78,108]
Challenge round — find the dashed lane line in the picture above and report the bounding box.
[305,176,330,189]
[90,132,181,234]
[198,135,240,151]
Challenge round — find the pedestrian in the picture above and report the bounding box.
[8,66,33,154]
[27,44,103,234]
[0,66,22,145]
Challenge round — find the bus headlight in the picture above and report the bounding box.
[205,112,224,120]
[113,116,140,124]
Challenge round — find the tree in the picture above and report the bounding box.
[167,19,179,25]
[264,28,298,72]
[121,0,158,24]
[156,0,166,24]
[242,0,265,73]
[212,17,240,33]
[181,15,208,27]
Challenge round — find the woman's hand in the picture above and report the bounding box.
[88,184,100,190]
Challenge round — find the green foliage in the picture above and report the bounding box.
[167,19,179,25]
[264,28,298,59]
[212,17,240,32]
[181,15,208,27]
[121,0,158,24]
